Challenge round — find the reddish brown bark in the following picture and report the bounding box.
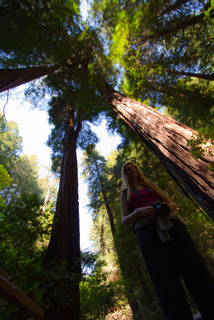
[0,66,59,93]
[104,87,214,221]
[44,109,81,320]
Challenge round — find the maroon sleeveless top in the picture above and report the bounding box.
[129,188,159,210]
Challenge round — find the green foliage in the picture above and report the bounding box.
[40,260,81,315]
[0,192,50,271]
[204,0,214,33]
[0,192,54,319]
[0,114,57,319]
[0,164,12,208]
[80,250,125,320]
[0,0,81,67]
[164,78,214,129]
[81,144,110,212]
[186,108,214,169]
[110,10,130,63]
[0,113,22,172]
[0,113,43,205]
[1,153,42,205]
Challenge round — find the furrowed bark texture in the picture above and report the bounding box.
[107,90,214,220]
[45,110,81,320]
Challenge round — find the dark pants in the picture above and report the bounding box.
[136,219,214,320]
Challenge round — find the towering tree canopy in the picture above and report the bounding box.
[1,1,214,317]
[0,0,80,67]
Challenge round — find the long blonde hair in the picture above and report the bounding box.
[121,162,157,200]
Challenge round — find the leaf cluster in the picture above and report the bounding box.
[80,250,125,320]
[0,0,81,67]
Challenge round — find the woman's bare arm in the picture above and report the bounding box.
[120,192,156,228]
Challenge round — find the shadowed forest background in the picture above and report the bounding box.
[0,0,214,319]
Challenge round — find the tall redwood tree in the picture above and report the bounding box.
[44,106,81,320]
[103,86,214,220]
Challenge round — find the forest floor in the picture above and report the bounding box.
[105,305,133,319]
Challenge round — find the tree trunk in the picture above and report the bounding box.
[44,109,81,320]
[160,0,191,16]
[147,80,214,103]
[104,86,214,220]
[138,11,212,44]
[136,60,214,81]
[162,68,214,81]
[0,66,59,93]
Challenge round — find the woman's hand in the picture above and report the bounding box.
[133,206,157,218]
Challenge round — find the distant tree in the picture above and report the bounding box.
[42,69,104,318]
[0,164,12,208]
[0,114,42,205]
[0,113,22,171]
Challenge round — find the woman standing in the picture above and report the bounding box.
[120,162,214,320]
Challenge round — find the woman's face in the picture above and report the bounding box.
[124,163,138,179]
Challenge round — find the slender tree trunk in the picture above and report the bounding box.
[103,86,214,220]
[103,195,116,236]
[162,68,214,81]
[160,0,190,16]
[146,80,214,103]
[136,60,214,81]
[42,172,55,211]
[44,109,81,320]
[104,205,147,319]
[138,11,213,44]
[0,66,59,93]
